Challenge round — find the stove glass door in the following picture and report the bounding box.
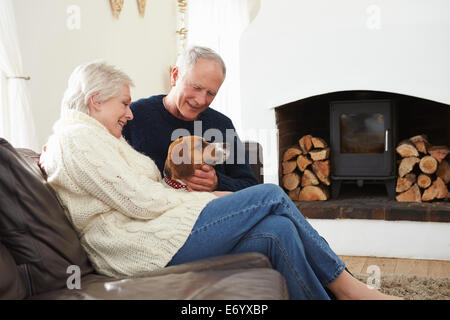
[340,113,385,154]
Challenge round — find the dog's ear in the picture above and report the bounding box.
[166,137,196,179]
[171,142,184,159]
[164,159,173,178]
[172,163,195,179]
[167,142,195,179]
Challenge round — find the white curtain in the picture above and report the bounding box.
[0,0,38,151]
[187,0,250,133]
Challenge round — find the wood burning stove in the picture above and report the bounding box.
[330,99,397,199]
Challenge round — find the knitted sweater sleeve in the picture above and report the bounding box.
[58,129,217,221]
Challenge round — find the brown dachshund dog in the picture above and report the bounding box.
[163,135,229,190]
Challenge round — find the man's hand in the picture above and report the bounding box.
[182,165,218,192]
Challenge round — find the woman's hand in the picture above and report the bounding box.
[212,191,233,198]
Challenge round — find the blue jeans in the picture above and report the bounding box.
[167,184,346,300]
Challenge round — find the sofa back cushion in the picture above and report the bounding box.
[244,141,264,184]
[0,241,26,299]
[0,138,93,297]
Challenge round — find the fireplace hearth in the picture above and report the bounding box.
[296,183,450,223]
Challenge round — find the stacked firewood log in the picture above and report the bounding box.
[395,134,450,203]
[281,135,330,201]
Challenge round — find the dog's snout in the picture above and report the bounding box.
[204,142,230,165]
[221,143,230,160]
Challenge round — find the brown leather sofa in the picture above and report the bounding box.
[0,137,288,300]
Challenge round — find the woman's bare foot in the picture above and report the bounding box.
[327,270,404,300]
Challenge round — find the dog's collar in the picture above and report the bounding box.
[163,175,188,190]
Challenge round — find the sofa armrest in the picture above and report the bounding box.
[134,252,272,277]
[28,252,289,300]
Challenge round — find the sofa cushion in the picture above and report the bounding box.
[0,241,26,299]
[0,138,93,297]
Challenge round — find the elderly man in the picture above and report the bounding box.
[123,46,258,192]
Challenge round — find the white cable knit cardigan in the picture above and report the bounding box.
[40,110,217,278]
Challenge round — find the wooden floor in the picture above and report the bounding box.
[339,256,450,278]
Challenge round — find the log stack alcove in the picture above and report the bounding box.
[395,135,450,203]
[281,135,330,201]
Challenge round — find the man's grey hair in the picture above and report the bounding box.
[61,61,134,115]
[176,46,226,80]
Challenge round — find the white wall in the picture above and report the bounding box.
[309,219,450,261]
[13,0,177,150]
[241,0,450,112]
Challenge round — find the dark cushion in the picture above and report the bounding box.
[244,141,264,184]
[0,138,93,297]
[0,241,26,299]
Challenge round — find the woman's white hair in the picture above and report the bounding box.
[61,61,134,115]
[176,46,226,80]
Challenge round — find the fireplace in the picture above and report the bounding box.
[274,90,450,205]
[329,99,396,199]
[238,0,450,260]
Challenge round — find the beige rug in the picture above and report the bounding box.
[355,273,450,300]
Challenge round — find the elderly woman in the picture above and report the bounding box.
[40,61,400,300]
